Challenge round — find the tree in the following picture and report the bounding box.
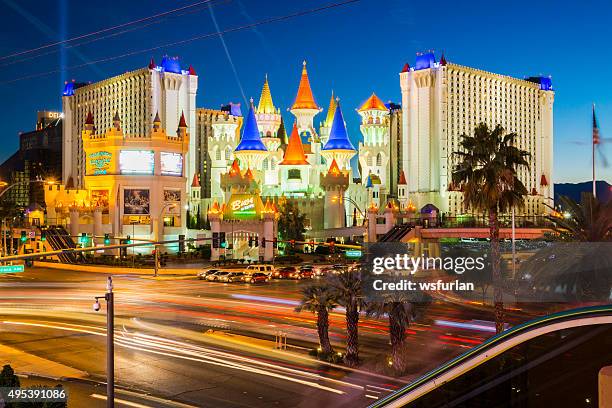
[328,269,365,366]
[277,197,306,242]
[366,291,429,374]
[295,283,337,354]
[0,364,20,388]
[520,193,612,302]
[452,123,529,334]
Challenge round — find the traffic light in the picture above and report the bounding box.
[20,231,27,243]
[104,233,111,245]
[178,234,185,253]
[212,232,219,249]
[40,231,46,241]
[119,239,127,257]
[219,232,227,248]
[261,237,265,248]
[126,235,131,244]
[290,239,295,248]
[273,238,278,249]
[329,241,335,254]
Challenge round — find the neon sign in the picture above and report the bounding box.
[88,151,112,175]
[231,197,255,213]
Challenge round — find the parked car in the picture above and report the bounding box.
[245,272,269,283]
[244,264,275,277]
[222,272,245,283]
[206,271,230,282]
[274,266,297,279]
[198,268,221,280]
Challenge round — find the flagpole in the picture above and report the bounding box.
[592,103,597,198]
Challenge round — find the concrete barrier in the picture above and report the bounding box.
[35,261,198,276]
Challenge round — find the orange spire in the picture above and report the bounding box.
[291,61,319,110]
[398,170,407,185]
[229,159,241,176]
[280,123,309,165]
[191,173,200,187]
[328,158,341,176]
[358,93,388,112]
[244,168,254,179]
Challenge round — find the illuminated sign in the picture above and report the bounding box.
[119,150,154,175]
[231,197,255,213]
[0,265,24,274]
[87,151,112,175]
[160,152,183,176]
[345,250,362,259]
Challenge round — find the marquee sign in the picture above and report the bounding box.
[226,194,263,219]
[231,197,255,213]
[87,151,112,175]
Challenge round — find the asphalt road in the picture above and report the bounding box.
[0,266,544,407]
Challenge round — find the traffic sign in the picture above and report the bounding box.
[345,250,362,259]
[0,265,25,274]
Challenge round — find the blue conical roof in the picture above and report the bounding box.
[235,102,267,152]
[322,102,355,151]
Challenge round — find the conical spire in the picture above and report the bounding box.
[280,123,309,165]
[148,57,156,70]
[322,101,355,151]
[358,93,388,112]
[401,63,410,72]
[85,111,94,125]
[188,64,197,75]
[291,61,318,110]
[235,101,267,152]
[277,116,288,147]
[229,159,241,176]
[328,158,341,176]
[191,173,200,187]
[257,75,276,114]
[153,111,161,123]
[398,170,407,185]
[323,91,337,127]
[440,53,447,66]
[178,111,187,128]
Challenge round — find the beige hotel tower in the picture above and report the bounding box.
[399,52,554,216]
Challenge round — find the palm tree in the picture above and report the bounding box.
[452,123,530,334]
[295,283,337,354]
[367,292,429,373]
[520,193,612,301]
[329,269,365,366]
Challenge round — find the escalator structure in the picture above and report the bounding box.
[378,223,413,242]
[371,305,612,407]
[40,226,84,264]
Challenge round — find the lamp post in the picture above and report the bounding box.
[93,276,114,408]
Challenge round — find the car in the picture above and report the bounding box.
[222,272,245,283]
[244,264,275,277]
[274,266,297,279]
[206,271,230,282]
[198,268,221,280]
[245,272,269,283]
[298,269,314,279]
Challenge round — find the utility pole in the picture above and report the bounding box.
[94,276,114,407]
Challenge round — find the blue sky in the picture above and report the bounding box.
[0,0,610,183]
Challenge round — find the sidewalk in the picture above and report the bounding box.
[0,344,87,380]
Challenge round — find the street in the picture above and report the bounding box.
[0,266,536,407]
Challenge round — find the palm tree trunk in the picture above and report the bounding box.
[344,303,360,366]
[489,207,504,334]
[317,307,333,354]
[389,303,407,373]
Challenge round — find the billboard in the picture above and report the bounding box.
[91,190,109,214]
[123,189,150,214]
[87,151,112,175]
[163,189,181,202]
[119,150,154,175]
[160,152,183,176]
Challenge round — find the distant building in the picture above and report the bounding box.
[0,111,63,212]
[61,56,198,190]
[399,52,554,216]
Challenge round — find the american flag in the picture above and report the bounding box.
[593,105,600,145]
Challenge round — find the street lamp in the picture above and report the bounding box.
[93,276,114,408]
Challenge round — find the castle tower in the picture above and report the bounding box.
[256,75,282,142]
[255,76,283,193]
[208,110,240,200]
[321,100,356,171]
[290,61,321,140]
[234,100,268,178]
[318,91,337,145]
[279,123,310,195]
[357,93,390,200]
[320,159,349,229]
[397,170,409,209]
